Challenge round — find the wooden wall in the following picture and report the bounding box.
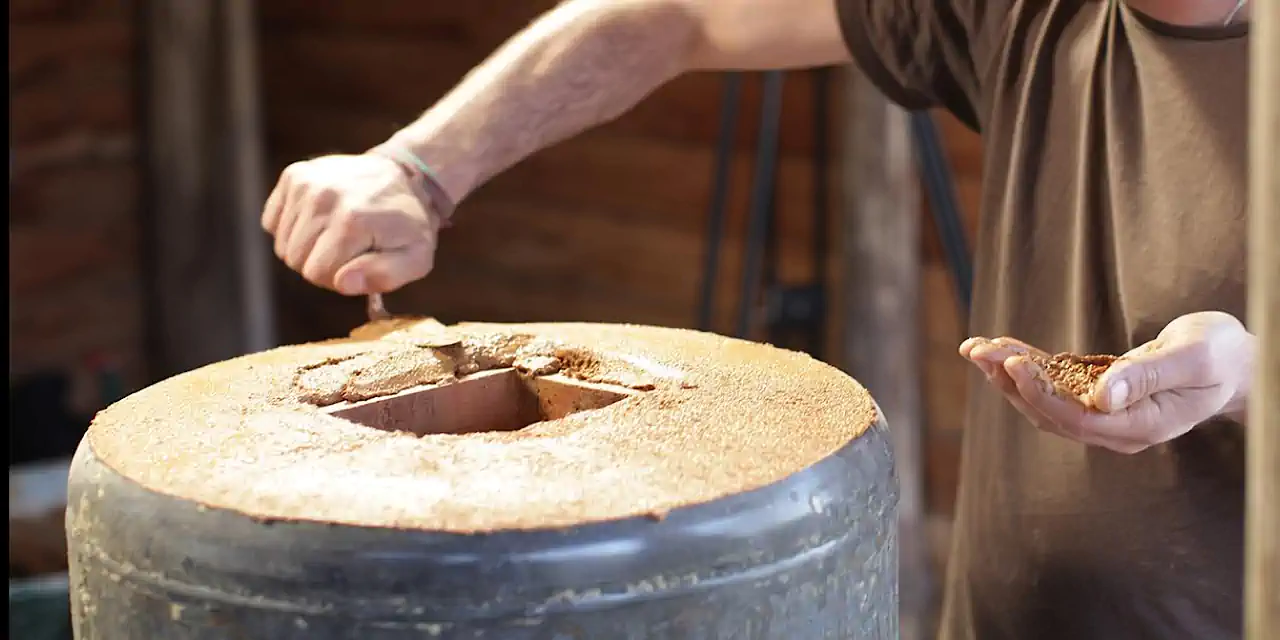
[9,0,145,397]
[257,0,984,521]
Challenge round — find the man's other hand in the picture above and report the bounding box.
[959,311,1256,454]
[260,154,443,296]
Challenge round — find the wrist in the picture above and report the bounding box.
[369,137,463,224]
[386,116,483,205]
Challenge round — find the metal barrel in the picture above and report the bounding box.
[67,415,897,639]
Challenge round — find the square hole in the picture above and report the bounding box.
[325,369,636,436]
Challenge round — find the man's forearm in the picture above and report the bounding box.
[386,0,700,203]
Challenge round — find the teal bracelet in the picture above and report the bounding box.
[370,143,458,222]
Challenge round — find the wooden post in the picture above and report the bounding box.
[225,0,276,354]
[838,68,934,637]
[143,1,274,379]
[1246,0,1280,636]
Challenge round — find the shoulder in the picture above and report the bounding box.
[835,0,1098,129]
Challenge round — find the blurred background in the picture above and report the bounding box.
[9,0,982,636]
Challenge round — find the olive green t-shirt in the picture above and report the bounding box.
[836,1,1249,638]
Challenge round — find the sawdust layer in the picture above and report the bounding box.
[87,319,879,532]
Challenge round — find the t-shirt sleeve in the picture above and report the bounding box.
[835,0,992,127]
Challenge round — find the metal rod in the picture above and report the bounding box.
[735,71,786,338]
[696,74,744,332]
[910,111,973,316]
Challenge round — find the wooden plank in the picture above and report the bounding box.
[258,0,548,35]
[921,264,969,435]
[925,430,963,517]
[10,133,135,181]
[435,195,827,335]
[1247,1,1280,636]
[837,67,934,638]
[9,0,136,22]
[9,162,137,226]
[8,0,66,20]
[8,22,134,78]
[9,222,138,293]
[920,177,982,263]
[9,60,134,146]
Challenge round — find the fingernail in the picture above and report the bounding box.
[1106,379,1130,411]
[338,272,366,295]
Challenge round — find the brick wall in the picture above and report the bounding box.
[9,0,145,405]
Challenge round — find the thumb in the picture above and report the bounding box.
[334,245,434,295]
[1092,340,1207,412]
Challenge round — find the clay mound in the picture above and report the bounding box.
[1031,352,1117,406]
[86,320,878,533]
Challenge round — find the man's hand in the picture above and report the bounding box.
[260,154,442,296]
[959,311,1256,454]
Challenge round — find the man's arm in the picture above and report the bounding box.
[389,0,851,204]
[262,0,851,294]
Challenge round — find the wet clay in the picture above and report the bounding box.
[1032,352,1118,404]
[87,320,879,532]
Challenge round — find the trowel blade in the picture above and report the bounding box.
[356,297,461,348]
[366,293,391,322]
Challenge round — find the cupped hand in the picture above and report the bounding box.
[959,311,1256,454]
[260,153,444,295]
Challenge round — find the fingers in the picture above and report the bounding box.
[261,178,285,235]
[282,189,340,269]
[1092,340,1212,412]
[962,337,1067,438]
[269,165,311,260]
[260,154,440,295]
[987,362,1066,438]
[960,333,1234,454]
[966,338,1043,379]
[1003,356,1151,453]
[293,210,435,295]
[961,336,1152,453]
[300,222,374,294]
[334,243,435,295]
[958,337,985,359]
[989,336,1049,357]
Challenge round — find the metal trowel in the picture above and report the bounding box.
[366,292,392,322]
[356,293,461,348]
